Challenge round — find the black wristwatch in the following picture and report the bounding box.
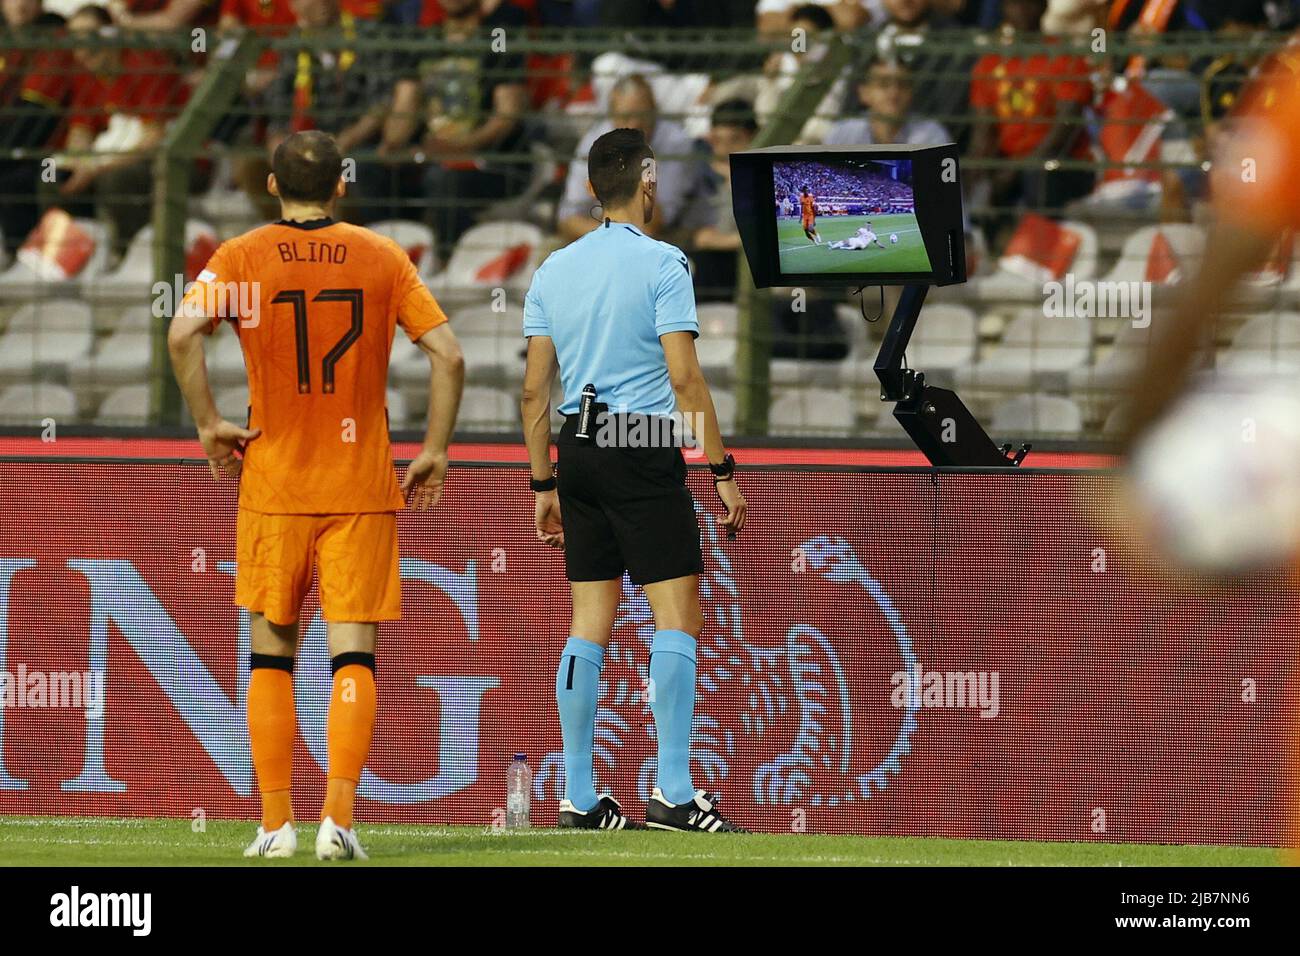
[530,467,557,492]
[708,453,736,481]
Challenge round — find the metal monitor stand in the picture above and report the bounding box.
[872,285,1028,467]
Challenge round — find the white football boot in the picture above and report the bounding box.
[315,817,369,861]
[243,822,298,858]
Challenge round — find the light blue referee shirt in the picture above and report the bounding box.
[523,221,699,417]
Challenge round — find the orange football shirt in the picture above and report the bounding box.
[181,219,447,515]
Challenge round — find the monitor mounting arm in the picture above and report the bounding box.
[872,284,1027,467]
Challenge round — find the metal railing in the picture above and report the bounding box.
[0,25,1293,440]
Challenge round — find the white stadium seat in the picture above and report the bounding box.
[769,387,856,436]
[456,386,516,432]
[214,385,250,422]
[96,384,152,425]
[1068,319,1153,392]
[0,218,111,300]
[365,220,439,279]
[991,393,1083,437]
[444,303,526,384]
[0,299,95,382]
[0,382,78,424]
[694,303,738,380]
[957,308,1090,391]
[206,326,247,386]
[975,220,1099,302]
[1100,223,1205,284]
[710,388,736,435]
[1219,312,1300,375]
[434,221,544,298]
[89,220,219,304]
[68,324,153,391]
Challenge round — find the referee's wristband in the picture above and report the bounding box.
[708,453,736,481]
[530,474,557,492]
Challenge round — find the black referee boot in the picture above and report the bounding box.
[645,788,747,833]
[557,794,645,830]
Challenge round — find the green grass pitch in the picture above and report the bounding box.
[0,817,1280,867]
[777,213,933,275]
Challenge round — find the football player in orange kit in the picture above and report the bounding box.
[167,130,464,860]
[799,186,821,244]
[1120,52,1300,863]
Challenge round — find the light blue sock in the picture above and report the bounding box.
[649,629,697,805]
[555,637,604,813]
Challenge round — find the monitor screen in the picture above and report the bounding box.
[772,157,933,277]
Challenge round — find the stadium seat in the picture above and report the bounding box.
[902,302,977,377]
[443,303,527,384]
[710,387,736,435]
[96,384,151,425]
[68,316,154,392]
[214,385,250,422]
[365,220,439,279]
[991,393,1083,437]
[385,388,409,428]
[974,220,1099,303]
[844,303,977,388]
[389,333,427,388]
[1067,319,1153,392]
[0,218,111,300]
[1099,224,1205,285]
[956,308,1090,391]
[0,299,95,382]
[1219,312,1300,374]
[0,382,78,424]
[89,221,219,304]
[457,386,516,433]
[695,303,738,381]
[206,326,247,385]
[769,387,856,436]
[434,221,544,299]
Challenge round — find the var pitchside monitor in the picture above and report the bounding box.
[730,143,966,287]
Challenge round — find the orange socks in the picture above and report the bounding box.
[247,658,296,831]
[248,653,376,832]
[322,656,377,830]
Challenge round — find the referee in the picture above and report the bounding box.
[520,128,746,833]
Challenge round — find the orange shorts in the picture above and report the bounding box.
[235,510,400,625]
[802,215,814,229]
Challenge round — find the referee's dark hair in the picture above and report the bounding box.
[588,128,654,207]
[272,130,343,204]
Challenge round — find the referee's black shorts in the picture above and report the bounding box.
[556,411,703,585]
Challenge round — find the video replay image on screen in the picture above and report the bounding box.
[773,158,934,276]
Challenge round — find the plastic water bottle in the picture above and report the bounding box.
[506,753,531,829]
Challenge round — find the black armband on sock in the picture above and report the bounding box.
[250,653,294,673]
[331,652,376,674]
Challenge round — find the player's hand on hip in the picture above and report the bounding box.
[198,420,261,480]
[534,489,564,549]
[402,449,449,511]
[714,477,747,537]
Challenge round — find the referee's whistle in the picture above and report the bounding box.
[575,383,597,440]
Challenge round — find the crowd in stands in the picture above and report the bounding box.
[3,0,1299,264]
[774,162,915,214]
[3,0,1300,434]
